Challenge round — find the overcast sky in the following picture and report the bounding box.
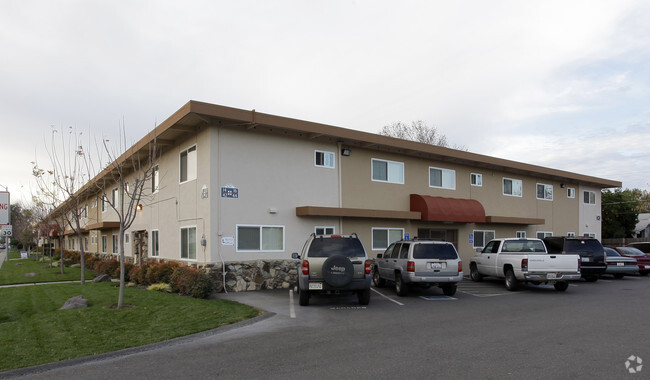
[2,0,650,205]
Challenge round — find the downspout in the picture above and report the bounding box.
[216,126,227,293]
[337,142,343,234]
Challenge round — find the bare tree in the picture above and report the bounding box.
[87,123,159,308]
[32,126,89,283]
[380,120,467,150]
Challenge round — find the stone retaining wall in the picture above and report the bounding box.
[201,260,299,293]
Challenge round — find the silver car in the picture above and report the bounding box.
[373,239,463,296]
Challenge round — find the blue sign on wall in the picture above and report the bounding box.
[221,187,239,198]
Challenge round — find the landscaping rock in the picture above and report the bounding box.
[93,274,112,283]
[60,296,88,310]
[24,272,38,277]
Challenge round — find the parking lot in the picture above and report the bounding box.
[9,275,649,380]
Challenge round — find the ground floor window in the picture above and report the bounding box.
[112,234,118,254]
[473,230,495,249]
[181,226,197,260]
[372,228,403,250]
[151,230,159,257]
[536,231,553,239]
[315,226,335,235]
[236,225,284,252]
[102,236,107,253]
[567,232,575,237]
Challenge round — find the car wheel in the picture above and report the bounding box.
[299,287,310,306]
[583,275,598,282]
[504,269,519,291]
[395,273,408,296]
[322,254,354,288]
[372,267,386,288]
[554,281,569,291]
[357,289,370,305]
[442,284,457,296]
[470,264,483,282]
[613,274,624,279]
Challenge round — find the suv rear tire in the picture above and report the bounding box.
[395,273,408,296]
[441,284,457,296]
[357,289,370,305]
[372,267,386,288]
[299,287,310,306]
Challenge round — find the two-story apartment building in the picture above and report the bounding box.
[53,100,620,289]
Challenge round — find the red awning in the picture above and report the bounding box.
[410,194,486,223]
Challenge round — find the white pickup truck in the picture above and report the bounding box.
[469,238,581,291]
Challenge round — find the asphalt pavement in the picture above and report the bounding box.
[3,275,650,379]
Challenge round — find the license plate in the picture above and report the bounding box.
[309,282,323,290]
[617,262,624,267]
[581,257,590,262]
[645,265,650,269]
[547,273,557,280]
[430,262,444,269]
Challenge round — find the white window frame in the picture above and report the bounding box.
[102,196,106,212]
[503,178,523,197]
[473,230,495,249]
[371,158,404,184]
[429,167,456,190]
[583,233,596,238]
[516,231,526,238]
[112,188,119,206]
[567,188,575,198]
[151,229,160,257]
[536,183,553,201]
[236,224,285,252]
[536,231,553,239]
[180,145,197,184]
[470,173,482,187]
[315,226,335,235]
[152,165,159,193]
[180,225,197,260]
[371,227,404,251]
[567,232,576,237]
[314,150,335,168]
[583,191,596,205]
[112,234,118,254]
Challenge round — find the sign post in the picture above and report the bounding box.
[1,191,9,262]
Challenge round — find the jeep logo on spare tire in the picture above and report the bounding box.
[322,255,354,287]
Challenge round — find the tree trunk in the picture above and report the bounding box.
[118,226,125,309]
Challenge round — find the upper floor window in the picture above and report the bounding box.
[180,146,197,183]
[583,191,596,205]
[315,151,335,168]
[152,165,159,193]
[315,226,335,235]
[470,173,482,187]
[536,231,553,239]
[516,231,526,238]
[429,167,456,189]
[101,196,106,212]
[112,188,118,205]
[536,183,553,201]
[372,159,404,184]
[503,178,522,197]
[567,188,575,198]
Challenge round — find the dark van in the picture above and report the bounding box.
[543,237,606,282]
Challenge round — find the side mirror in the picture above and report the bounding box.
[291,252,300,259]
[376,253,383,259]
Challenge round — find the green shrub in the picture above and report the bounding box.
[128,265,149,285]
[147,283,172,293]
[170,266,214,299]
[145,261,180,285]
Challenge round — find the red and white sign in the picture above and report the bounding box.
[0,192,9,225]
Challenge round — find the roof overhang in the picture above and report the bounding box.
[296,206,420,220]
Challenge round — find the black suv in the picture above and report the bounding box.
[292,233,372,306]
[543,236,606,282]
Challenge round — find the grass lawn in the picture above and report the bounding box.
[0,282,260,372]
[0,257,95,285]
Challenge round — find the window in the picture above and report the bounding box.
[102,196,106,212]
[536,183,553,201]
[180,146,197,183]
[536,231,553,239]
[583,191,596,205]
[372,228,403,250]
[503,178,522,197]
[84,237,88,251]
[516,231,526,238]
[181,226,197,259]
[151,230,159,257]
[315,226,335,235]
[112,235,118,254]
[152,165,159,193]
[102,236,107,253]
[567,232,576,237]
[112,188,118,205]
[236,225,284,252]
[473,230,495,249]
[371,159,404,184]
[583,233,596,238]
[470,173,482,187]
[125,234,129,244]
[567,188,575,198]
[315,151,335,168]
[429,167,456,189]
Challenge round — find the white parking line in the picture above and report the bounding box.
[371,288,405,306]
[289,290,296,318]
